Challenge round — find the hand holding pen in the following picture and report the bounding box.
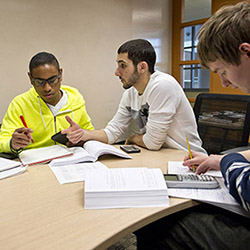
[183,151,222,174]
[10,115,34,151]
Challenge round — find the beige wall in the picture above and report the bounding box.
[0,0,172,129]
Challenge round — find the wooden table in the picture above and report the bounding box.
[0,147,198,250]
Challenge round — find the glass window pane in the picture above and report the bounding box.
[182,64,210,90]
[184,48,192,60]
[183,26,192,47]
[182,24,202,61]
[183,0,211,23]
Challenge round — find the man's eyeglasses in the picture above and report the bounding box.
[31,74,61,87]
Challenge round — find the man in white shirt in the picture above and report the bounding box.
[63,39,206,153]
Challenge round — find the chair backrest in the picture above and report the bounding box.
[193,93,250,154]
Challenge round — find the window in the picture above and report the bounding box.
[182,64,209,89]
[181,24,210,90]
[182,25,200,61]
[172,0,211,92]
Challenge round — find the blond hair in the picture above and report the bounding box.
[197,1,250,68]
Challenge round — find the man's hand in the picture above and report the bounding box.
[61,116,85,145]
[183,151,222,174]
[62,116,109,145]
[11,127,33,150]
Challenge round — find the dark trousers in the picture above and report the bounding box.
[134,203,250,250]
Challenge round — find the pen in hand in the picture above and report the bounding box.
[186,137,195,173]
[20,115,34,143]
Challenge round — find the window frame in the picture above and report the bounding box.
[172,6,209,90]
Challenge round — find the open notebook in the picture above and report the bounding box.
[19,145,73,166]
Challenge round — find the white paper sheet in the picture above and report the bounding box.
[49,161,108,184]
[167,177,237,205]
[168,161,223,177]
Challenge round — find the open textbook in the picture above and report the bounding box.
[50,140,132,167]
[84,167,169,209]
[0,157,26,180]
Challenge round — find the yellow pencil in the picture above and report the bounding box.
[186,137,195,173]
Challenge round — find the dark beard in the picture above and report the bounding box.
[122,71,139,89]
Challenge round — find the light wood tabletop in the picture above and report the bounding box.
[0,147,198,250]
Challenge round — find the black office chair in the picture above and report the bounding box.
[193,93,250,155]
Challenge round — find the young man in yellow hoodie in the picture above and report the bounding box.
[0,52,94,155]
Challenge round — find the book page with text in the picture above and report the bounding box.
[85,168,166,191]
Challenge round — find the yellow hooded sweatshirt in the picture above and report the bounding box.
[0,85,94,153]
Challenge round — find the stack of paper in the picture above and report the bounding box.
[84,167,169,209]
[0,157,26,180]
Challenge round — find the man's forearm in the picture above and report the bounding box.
[125,134,146,148]
[84,129,108,143]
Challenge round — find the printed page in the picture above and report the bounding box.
[49,161,108,184]
[168,161,223,177]
[83,140,132,160]
[85,168,166,191]
[49,147,95,167]
[167,178,238,205]
[19,145,73,166]
[0,157,22,171]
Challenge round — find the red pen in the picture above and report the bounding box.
[20,115,34,143]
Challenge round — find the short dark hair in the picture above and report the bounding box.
[117,39,156,73]
[29,52,60,73]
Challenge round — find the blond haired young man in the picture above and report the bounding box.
[135,2,250,249]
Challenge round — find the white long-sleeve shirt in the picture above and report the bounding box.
[104,71,206,154]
